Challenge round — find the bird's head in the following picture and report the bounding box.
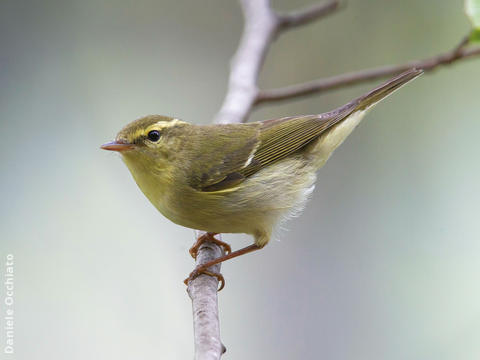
[101,115,188,174]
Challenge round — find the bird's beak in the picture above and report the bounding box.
[100,140,135,152]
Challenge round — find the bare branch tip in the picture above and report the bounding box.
[277,0,342,30]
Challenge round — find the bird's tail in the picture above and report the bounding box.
[309,68,423,169]
[348,68,423,113]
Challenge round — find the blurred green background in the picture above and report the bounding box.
[1,0,479,359]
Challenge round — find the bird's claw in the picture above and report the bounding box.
[189,232,231,259]
[184,267,225,291]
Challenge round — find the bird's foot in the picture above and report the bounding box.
[184,267,225,291]
[189,232,231,259]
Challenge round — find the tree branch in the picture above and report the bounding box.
[213,0,277,124]
[256,41,480,104]
[188,1,341,359]
[214,0,341,124]
[187,231,226,360]
[185,1,480,359]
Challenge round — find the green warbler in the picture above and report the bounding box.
[102,69,422,288]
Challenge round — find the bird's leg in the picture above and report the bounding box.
[189,232,232,259]
[185,244,262,291]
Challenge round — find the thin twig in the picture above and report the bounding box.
[256,43,480,104]
[277,0,340,29]
[452,34,471,55]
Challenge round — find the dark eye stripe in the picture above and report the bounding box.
[147,130,161,142]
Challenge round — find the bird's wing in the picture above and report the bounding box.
[186,123,261,192]
[197,111,352,192]
[197,69,422,192]
[240,112,353,178]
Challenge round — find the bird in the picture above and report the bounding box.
[101,68,422,289]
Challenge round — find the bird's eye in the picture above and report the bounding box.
[147,130,161,142]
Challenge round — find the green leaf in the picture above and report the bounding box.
[470,28,480,43]
[465,0,480,29]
